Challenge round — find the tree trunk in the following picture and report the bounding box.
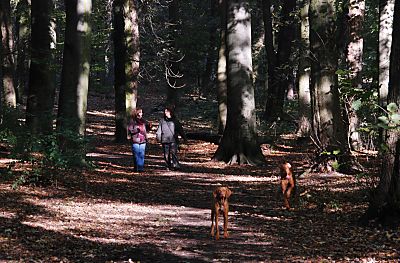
[113,0,127,142]
[213,0,264,165]
[264,0,296,121]
[378,0,395,107]
[201,0,218,95]
[361,0,400,225]
[309,0,350,159]
[261,0,276,120]
[124,0,140,116]
[26,0,56,134]
[166,0,184,108]
[57,0,91,137]
[296,0,312,137]
[15,0,31,102]
[345,0,365,151]
[216,0,227,135]
[0,0,16,108]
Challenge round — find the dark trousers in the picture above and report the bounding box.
[162,142,180,169]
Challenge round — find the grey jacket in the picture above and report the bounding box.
[156,117,186,144]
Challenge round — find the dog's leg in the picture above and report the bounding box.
[210,208,215,237]
[223,204,229,238]
[215,208,220,240]
[284,183,294,209]
[281,179,289,209]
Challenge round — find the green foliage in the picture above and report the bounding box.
[1,107,93,188]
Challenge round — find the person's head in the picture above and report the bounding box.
[164,106,174,119]
[133,107,143,119]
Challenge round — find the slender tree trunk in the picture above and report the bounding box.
[261,0,276,120]
[378,0,395,107]
[166,0,184,108]
[264,0,296,120]
[296,0,312,137]
[216,0,227,134]
[26,0,56,134]
[345,0,365,151]
[113,0,127,142]
[213,0,264,165]
[57,0,91,137]
[0,0,16,108]
[201,0,218,95]
[15,0,31,102]
[361,0,400,224]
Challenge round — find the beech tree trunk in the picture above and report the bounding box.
[309,0,348,154]
[378,0,395,107]
[26,0,55,134]
[296,0,312,137]
[57,0,91,137]
[213,0,264,165]
[216,0,227,134]
[0,0,16,108]
[361,0,400,225]
[345,0,365,151]
[113,0,140,142]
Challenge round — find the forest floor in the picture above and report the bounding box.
[1,86,400,262]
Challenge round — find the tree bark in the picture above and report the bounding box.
[309,0,349,155]
[113,0,140,142]
[344,0,365,151]
[361,1,400,224]
[216,0,227,134]
[213,0,264,165]
[166,0,184,108]
[378,0,395,108]
[15,0,31,102]
[57,0,91,137]
[26,0,56,134]
[264,0,296,121]
[0,0,16,108]
[296,0,312,137]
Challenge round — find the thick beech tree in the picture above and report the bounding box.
[0,0,16,108]
[57,0,92,143]
[361,0,400,225]
[309,0,349,156]
[213,0,264,165]
[113,0,140,142]
[26,0,56,134]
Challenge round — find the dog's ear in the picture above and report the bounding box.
[226,188,232,198]
[213,189,217,198]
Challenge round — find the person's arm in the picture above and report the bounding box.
[176,120,187,142]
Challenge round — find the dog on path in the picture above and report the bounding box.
[211,186,232,240]
[280,162,296,210]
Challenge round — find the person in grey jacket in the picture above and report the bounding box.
[156,106,187,170]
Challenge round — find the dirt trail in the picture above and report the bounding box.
[0,90,399,262]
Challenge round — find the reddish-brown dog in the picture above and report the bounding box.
[211,186,232,240]
[280,162,296,209]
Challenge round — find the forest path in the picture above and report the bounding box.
[0,90,399,262]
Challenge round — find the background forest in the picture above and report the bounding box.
[1,0,400,261]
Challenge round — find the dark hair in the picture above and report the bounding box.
[164,105,175,117]
[131,107,143,118]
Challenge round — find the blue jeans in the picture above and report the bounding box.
[131,143,146,172]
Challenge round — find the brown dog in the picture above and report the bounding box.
[210,186,232,240]
[280,162,296,209]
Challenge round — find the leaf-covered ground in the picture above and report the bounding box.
[1,88,399,262]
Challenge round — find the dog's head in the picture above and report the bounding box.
[213,187,232,204]
[280,162,292,179]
